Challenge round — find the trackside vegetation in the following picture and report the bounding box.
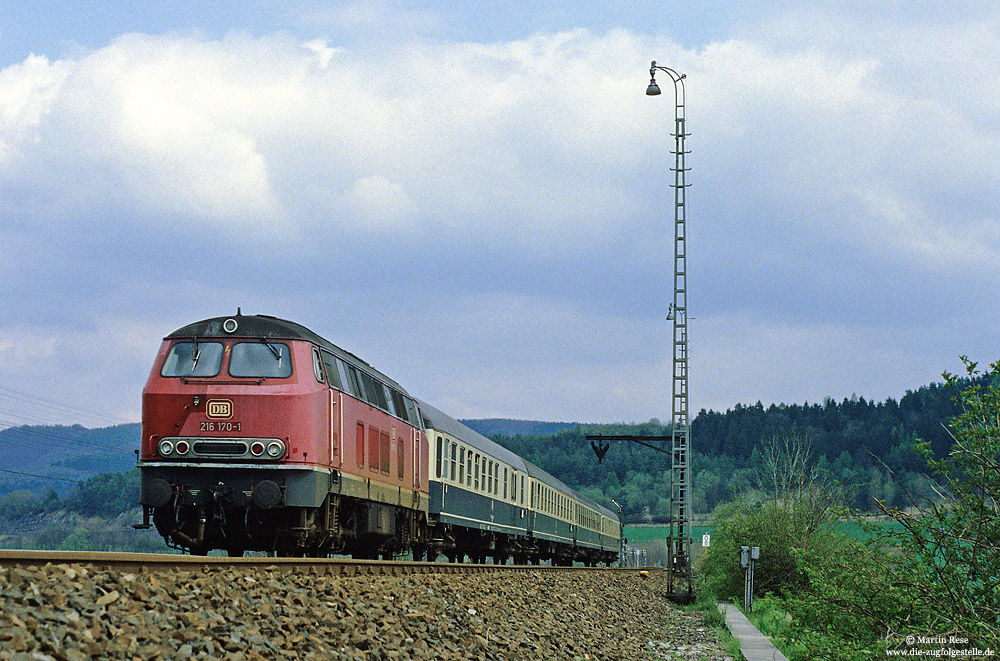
[698,357,1000,658]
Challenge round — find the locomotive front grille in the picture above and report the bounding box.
[193,441,248,456]
[157,437,286,461]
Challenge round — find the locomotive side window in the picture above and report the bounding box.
[160,342,223,377]
[339,361,362,398]
[229,342,292,378]
[312,348,324,382]
[397,437,404,479]
[321,350,343,390]
[390,389,408,420]
[403,398,420,427]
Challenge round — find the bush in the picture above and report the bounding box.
[700,435,846,602]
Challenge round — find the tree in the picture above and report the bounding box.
[791,357,1000,653]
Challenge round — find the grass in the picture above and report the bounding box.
[624,524,712,544]
[625,518,902,545]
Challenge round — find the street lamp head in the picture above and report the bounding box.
[646,60,662,95]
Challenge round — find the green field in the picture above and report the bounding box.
[623,524,712,544]
[624,520,902,545]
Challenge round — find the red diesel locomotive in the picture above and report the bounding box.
[138,313,427,557]
[138,313,621,563]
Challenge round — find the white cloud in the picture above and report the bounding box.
[0,54,72,167]
[342,175,421,231]
[0,14,998,425]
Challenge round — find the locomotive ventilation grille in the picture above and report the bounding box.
[157,437,286,461]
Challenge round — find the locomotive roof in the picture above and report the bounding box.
[167,314,327,343]
[165,314,409,394]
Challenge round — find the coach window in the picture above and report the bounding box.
[229,342,292,378]
[503,468,508,500]
[458,447,465,485]
[161,342,223,378]
[450,443,457,482]
[473,454,480,490]
[435,436,443,479]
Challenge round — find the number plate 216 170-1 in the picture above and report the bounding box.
[201,421,242,432]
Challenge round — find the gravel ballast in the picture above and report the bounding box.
[0,564,733,660]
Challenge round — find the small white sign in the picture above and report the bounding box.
[702,534,711,547]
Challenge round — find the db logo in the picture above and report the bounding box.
[206,399,233,419]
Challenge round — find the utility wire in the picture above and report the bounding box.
[0,467,84,485]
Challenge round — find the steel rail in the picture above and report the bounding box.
[0,550,661,575]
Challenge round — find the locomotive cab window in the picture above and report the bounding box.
[160,341,224,377]
[229,342,292,378]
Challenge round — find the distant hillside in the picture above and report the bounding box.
[0,423,140,496]
[460,418,579,437]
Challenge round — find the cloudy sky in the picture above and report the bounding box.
[1,1,998,430]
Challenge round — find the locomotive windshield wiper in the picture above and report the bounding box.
[191,336,201,370]
[261,337,282,362]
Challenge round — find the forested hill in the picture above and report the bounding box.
[692,378,969,462]
[458,419,578,437]
[472,375,990,518]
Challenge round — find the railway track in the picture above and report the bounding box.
[0,551,731,659]
[0,549,653,575]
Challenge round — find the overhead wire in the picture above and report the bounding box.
[0,385,134,430]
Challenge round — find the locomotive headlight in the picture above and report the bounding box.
[175,440,190,455]
[266,441,285,458]
[158,440,174,457]
[250,441,265,456]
